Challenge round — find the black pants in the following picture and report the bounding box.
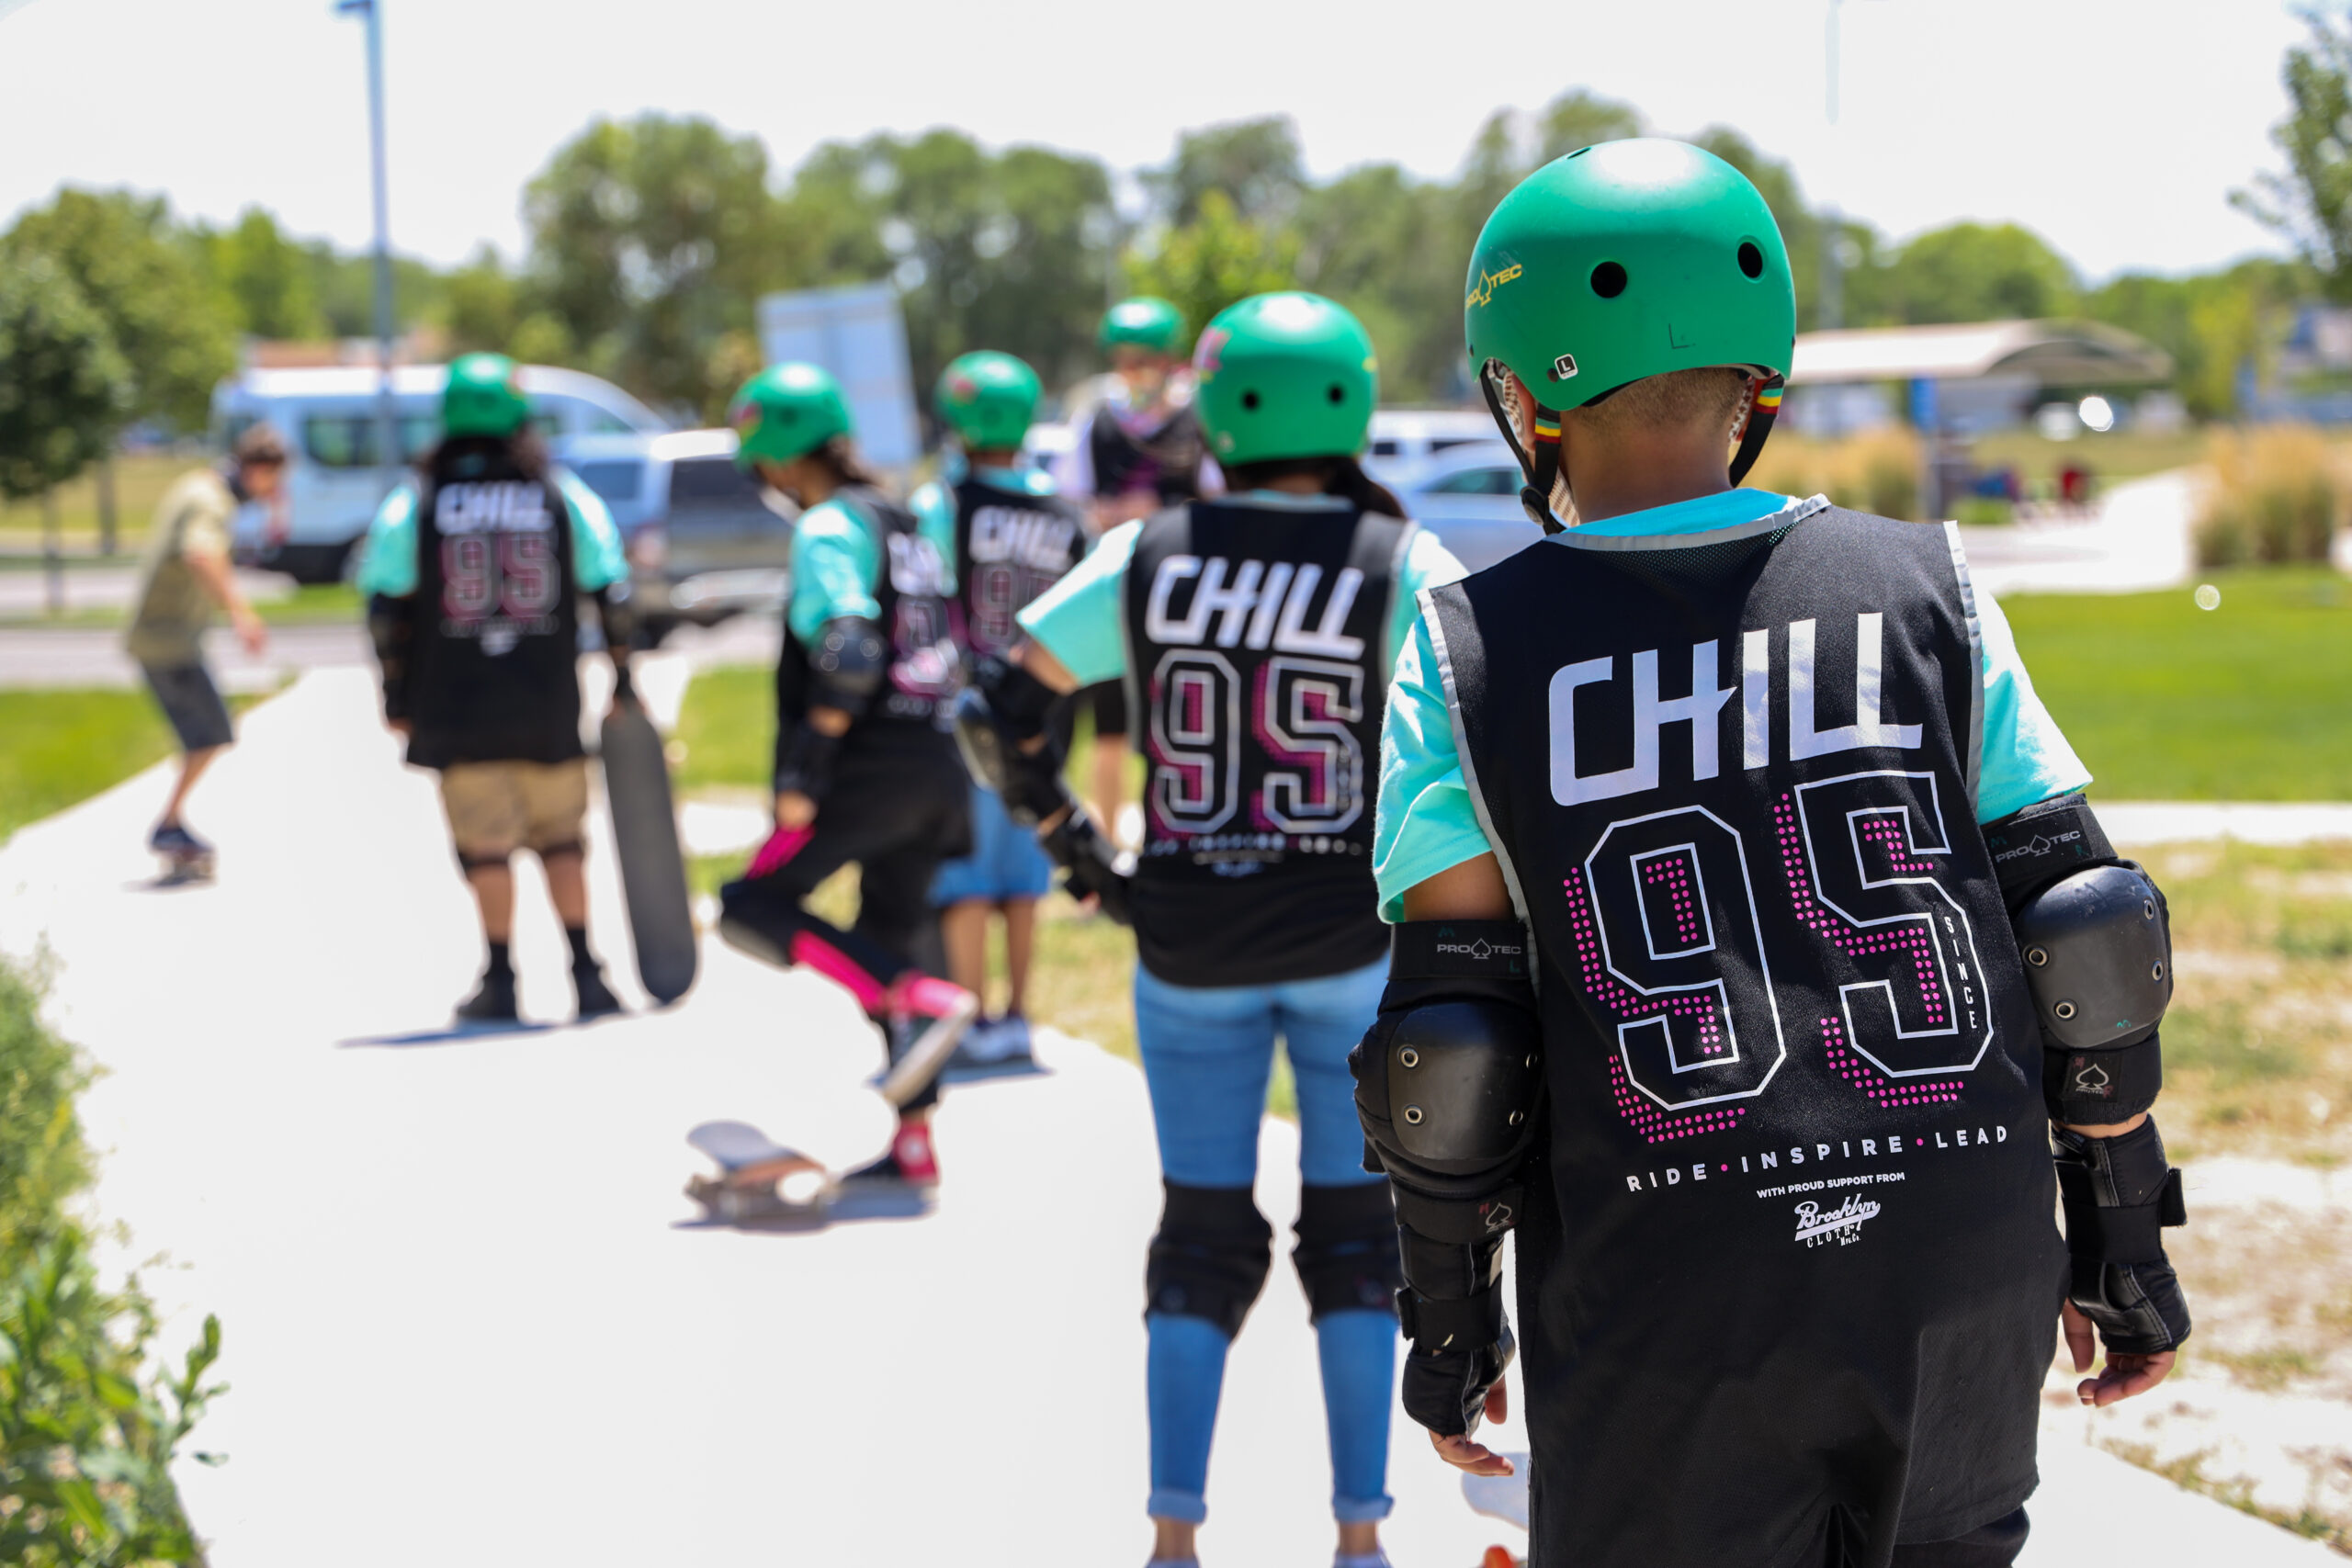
[1828,1507,2028,1568]
[719,733,971,1110]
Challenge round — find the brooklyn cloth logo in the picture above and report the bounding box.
[1793,1193,1881,1248]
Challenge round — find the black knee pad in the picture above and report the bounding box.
[457,849,511,873]
[534,840,584,862]
[715,908,790,968]
[1145,1181,1272,1337]
[1294,1182,1405,1323]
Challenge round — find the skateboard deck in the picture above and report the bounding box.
[600,702,696,1003]
[685,1120,837,1223]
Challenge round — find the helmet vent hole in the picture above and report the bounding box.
[1737,241,1764,279]
[1590,262,1627,299]
[1327,383,1345,404]
[1241,390,1261,412]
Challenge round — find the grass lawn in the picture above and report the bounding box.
[2003,568,2352,799]
[0,582,365,630]
[0,686,266,841]
[0,451,194,558]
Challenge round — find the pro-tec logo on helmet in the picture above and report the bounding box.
[730,401,762,439]
[945,371,978,403]
[1465,262,1523,310]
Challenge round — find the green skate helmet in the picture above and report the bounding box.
[1192,292,1378,467]
[1098,296,1186,356]
[441,352,532,439]
[1464,137,1795,524]
[934,350,1041,452]
[728,362,853,470]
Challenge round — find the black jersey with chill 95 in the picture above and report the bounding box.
[407,444,581,769]
[952,474,1085,660]
[1425,506,2065,1567]
[1120,498,1414,988]
[778,486,961,737]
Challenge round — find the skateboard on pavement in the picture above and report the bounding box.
[684,1120,839,1224]
[153,849,215,888]
[600,700,696,1004]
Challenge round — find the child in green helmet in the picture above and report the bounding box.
[917,351,1089,1073]
[1354,141,2188,1568]
[711,362,979,1188]
[963,291,1469,1568]
[356,353,633,1023]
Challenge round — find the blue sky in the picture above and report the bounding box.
[0,0,2310,282]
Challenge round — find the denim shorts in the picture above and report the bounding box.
[929,784,1055,906]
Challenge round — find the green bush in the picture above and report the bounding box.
[2196,425,2343,568]
[0,958,221,1565]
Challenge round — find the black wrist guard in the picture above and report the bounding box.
[2054,1118,2191,1354]
[1042,804,1133,925]
[775,725,843,803]
[1986,795,2173,1124]
[1353,919,1540,1436]
[954,654,1070,823]
[366,592,413,720]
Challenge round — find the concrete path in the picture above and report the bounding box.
[0,668,2331,1566]
[0,607,778,691]
[0,565,294,619]
[1959,469,2202,600]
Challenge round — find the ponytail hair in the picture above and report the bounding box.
[811,435,879,491]
[1323,455,1408,519]
[1222,455,1408,519]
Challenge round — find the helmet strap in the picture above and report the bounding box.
[1478,362,1568,536]
[1727,374,1784,487]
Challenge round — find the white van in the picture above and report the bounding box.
[212,364,667,582]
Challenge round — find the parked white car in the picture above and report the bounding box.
[212,364,666,582]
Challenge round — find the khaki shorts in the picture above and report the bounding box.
[438,760,589,861]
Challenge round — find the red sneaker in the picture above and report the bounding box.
[842,1117,939,1190]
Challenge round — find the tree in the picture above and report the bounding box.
[1151,117,1306,226]
[524,114,797,418]
[1871,222,2078,324]
[2236,9,2352,303]
[2,189,232,434]
[189,208,328,341]
[0,258,131,502]
[1295,164,1463,400]
[1536,89,1643,164]
[1125,191,1298,351]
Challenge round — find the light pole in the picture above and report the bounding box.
[336,0,400,506]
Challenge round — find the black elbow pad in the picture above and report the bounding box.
[1986,795,2172,1123]
[808,617,888,716]
[1353,920,1544,1204]
[594,580,639,649]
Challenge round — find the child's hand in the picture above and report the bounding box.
[2063,1301,2177,1405]
[1432,1383,1515,1475]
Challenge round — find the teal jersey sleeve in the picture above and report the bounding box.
[352,481,420,598]
[1373,612,1495,922]
[1973,586,2092,819]
[555,468,628,592]
[908,479,960,595]
[786,498,883,646]
[1372,562,2098,924]
[1393,525,1467,667]
[1015,517,1139,686]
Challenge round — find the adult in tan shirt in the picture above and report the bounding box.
[124,424,284,874]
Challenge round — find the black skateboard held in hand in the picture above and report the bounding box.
[600,701,697,1004]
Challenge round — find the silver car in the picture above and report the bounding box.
[1394,439,1545,574]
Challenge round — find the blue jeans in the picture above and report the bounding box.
[1133,957,1396,1527]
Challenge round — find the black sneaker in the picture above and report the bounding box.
[572,962,623,1021]
[455,969,518,1023]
